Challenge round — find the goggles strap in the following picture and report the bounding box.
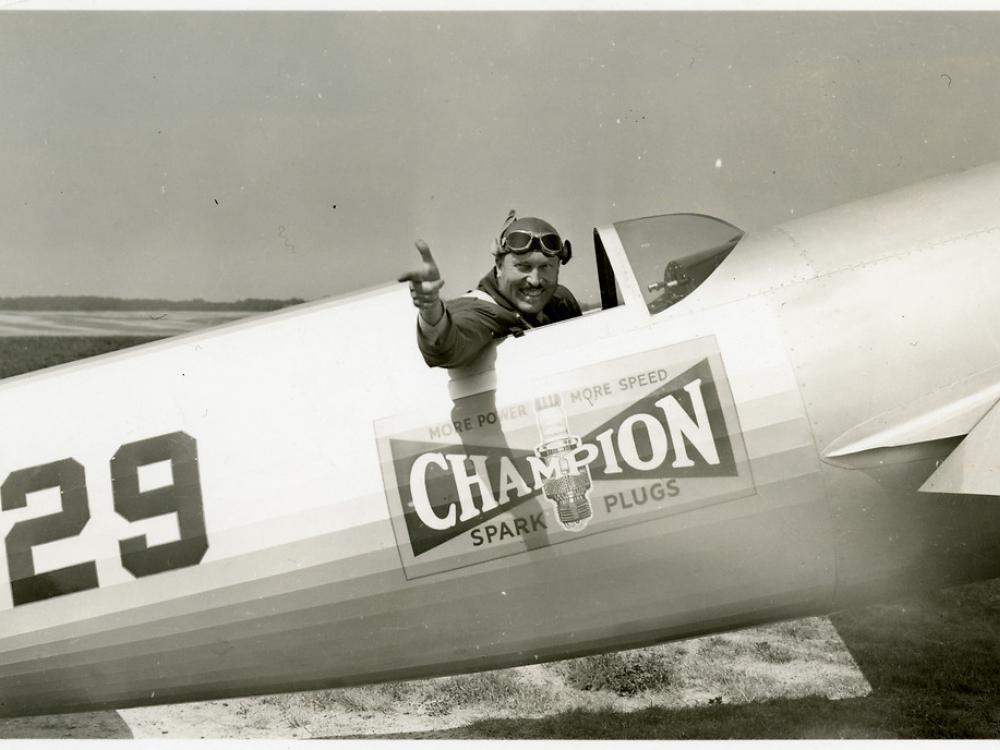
[493,209,518,256]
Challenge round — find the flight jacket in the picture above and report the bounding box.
[417,269,582,369]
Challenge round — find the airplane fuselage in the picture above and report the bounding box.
[1,164,999,716]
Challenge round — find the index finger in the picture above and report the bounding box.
[414,238,440,280]
[414,238,435,262]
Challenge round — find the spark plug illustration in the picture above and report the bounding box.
[533,393,593,532]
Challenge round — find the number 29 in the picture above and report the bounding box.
[2,431,209,607]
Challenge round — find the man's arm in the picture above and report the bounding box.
[416,297,512,369]
[416,307,449,342]
[399,241,505,368]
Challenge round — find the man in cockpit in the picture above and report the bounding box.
[398,211,582,369]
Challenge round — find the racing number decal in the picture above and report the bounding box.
[2,431,209,607]
[2,459,99,607]
[112,432,208,578]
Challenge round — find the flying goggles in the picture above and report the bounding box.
[496,210,572,264]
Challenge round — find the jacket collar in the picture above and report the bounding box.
[477,269,550,327]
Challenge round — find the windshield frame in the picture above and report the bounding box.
[593,222,650,318]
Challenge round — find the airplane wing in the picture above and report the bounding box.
[820,364,1000,494]
[822,365,1000,460]
[920,396,1000,496]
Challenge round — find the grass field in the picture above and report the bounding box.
[1,335,998,739]
[0,335,163,380]
[439,580,1000,740]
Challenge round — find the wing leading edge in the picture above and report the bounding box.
[821,366,1000,497]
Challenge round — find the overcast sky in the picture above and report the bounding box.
[3,11,1000,303]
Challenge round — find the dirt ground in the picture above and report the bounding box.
[0,615,870,739]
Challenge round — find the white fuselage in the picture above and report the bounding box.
[1,163,999,716]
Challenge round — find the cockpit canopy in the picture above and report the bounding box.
[612,213,744,314]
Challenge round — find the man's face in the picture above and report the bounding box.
[495,250,560,315]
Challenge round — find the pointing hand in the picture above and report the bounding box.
[397,239,445,324]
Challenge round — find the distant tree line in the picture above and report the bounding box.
[0,296,307,312]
